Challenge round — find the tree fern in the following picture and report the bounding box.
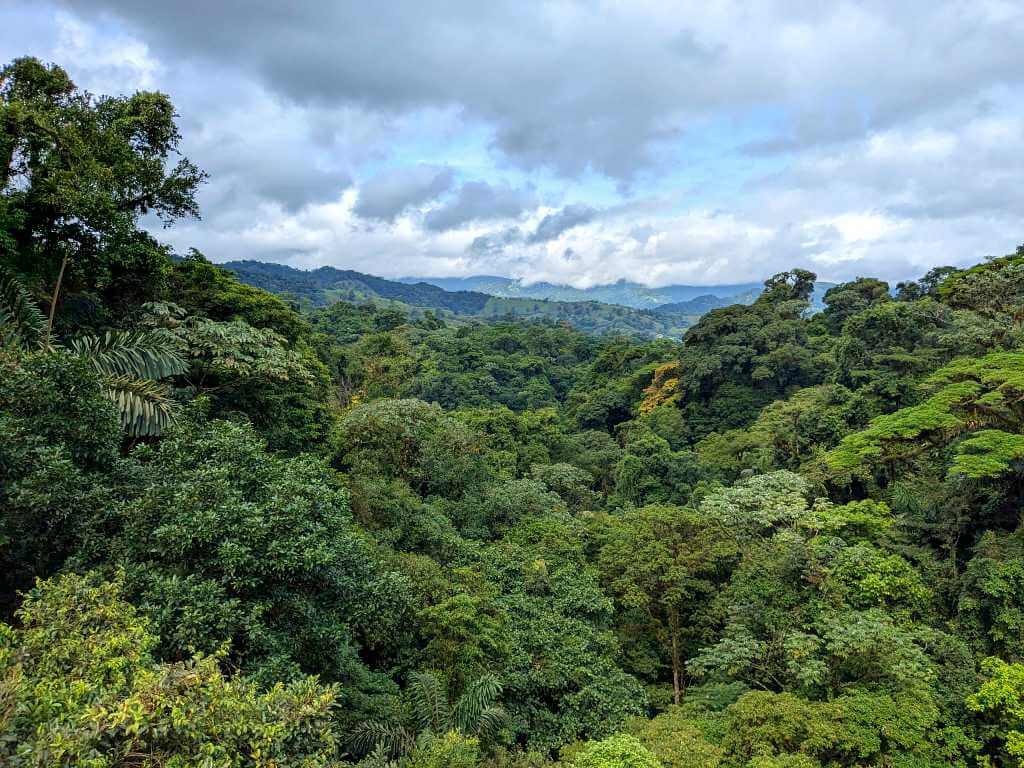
[0,266,46,348]
[1,269,186,436]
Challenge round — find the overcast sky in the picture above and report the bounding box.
[3,2,1023,287]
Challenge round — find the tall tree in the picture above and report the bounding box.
[1,57,205,323]
[596,504,736,704]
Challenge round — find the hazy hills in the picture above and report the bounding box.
[222,261,833,338]
[399,274,764,309]
[407,274,836,311]
[223,261,699,338]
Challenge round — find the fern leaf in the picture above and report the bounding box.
[408,671,451,734]
[102,375,178,437]
[349,721,413,758]
[475,705,508,742]
[70,330,186,380]
[0,266,46,348]
[452,674,502,734]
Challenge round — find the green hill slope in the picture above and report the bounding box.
[223,260,697,338]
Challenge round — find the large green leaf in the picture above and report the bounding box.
[0,266,46,348]
[70,329,187,380]
[349,720,414,759]
[102,374,178,437]
[451,674,503,735]
[409,670,451,734]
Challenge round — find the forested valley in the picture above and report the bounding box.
[6,56,1024,768]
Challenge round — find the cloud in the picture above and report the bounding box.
[144,101,1024,287]
[423,181,536,231]
[44,0,1024,181]
[4,2,1024,289]
[528,204,599,243]
[354,164,455,222]
[175,90,360,215]
[222,141,352,213]
[468,226,523,258]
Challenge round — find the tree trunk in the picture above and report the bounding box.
[671,629,682,705]
[46,253,68,343]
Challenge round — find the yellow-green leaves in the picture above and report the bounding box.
[825,352,1024,480]
[0,572,342,767]
[968,657,1024,765]
[567,734,662,768]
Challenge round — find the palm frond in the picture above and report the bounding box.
[451,673,503,735]
[474,705,509,743]
[103,375,178,437]
[349,720,414,758]
[70,329,186,380]
[0,266,46,348]
[408,671,451,734]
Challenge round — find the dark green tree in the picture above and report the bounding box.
[1,57,205,325]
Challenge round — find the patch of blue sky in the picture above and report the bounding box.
[627,105,797,214]
[0,6,57,59]
[351,102,807,217]
[354,110,625,208]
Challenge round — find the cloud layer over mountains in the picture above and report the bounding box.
[4,1,1023,286]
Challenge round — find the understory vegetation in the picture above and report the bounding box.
[6,56,1024,767]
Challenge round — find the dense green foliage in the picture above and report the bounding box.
[385,275,833,313]
[6,56,1024,768]
[1,572,342,767]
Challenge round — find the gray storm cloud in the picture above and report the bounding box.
[469,227,524,259]
[354,165,455,222]
[52,1,1024,180]
[528,204,600,244]
[5,1,1022,285]
[423,181,536,232]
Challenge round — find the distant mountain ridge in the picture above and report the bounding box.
[398,275,765,309]
[221,261,699,338]
[406,274,835,311]
[221,261,833,338]
[221,261,491,314]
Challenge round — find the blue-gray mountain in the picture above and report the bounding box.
[398,275,763,308]
[222,261,694,338]
[222,261,833,339]
[402,274,835,311]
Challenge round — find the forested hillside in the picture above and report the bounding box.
[7,56,1024,768]
[224,260,695,338]
[396,276,836,314]
[396,274,764,310]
